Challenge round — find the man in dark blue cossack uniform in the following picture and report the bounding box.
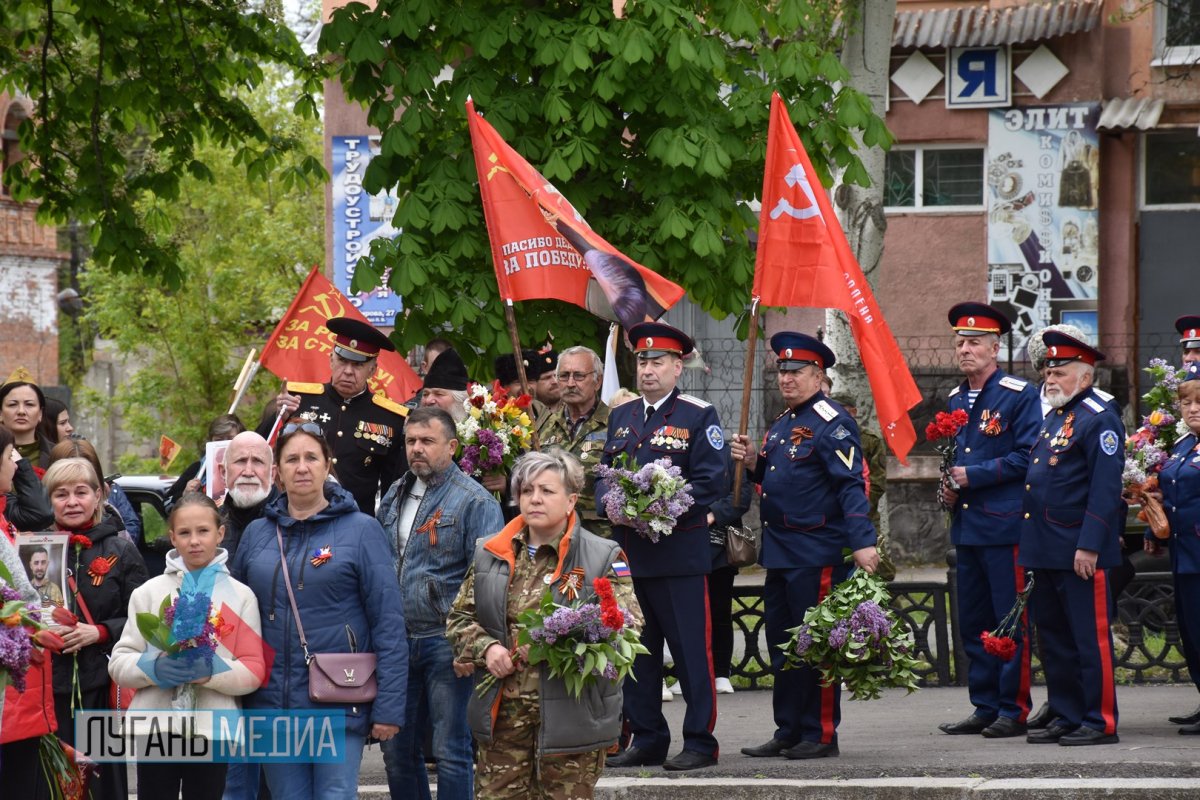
[598,322,728,772]
[937,303,1042,739]
[732,333,878,760]
[1177,315,1200,366]
[1020,331,1124,746]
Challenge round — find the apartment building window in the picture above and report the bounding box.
[885,146,985,209]
[1144,131,1200,206]
[1154,0,1200,66]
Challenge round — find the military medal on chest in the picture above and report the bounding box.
[650,425,690,451]
[979,409,1003,436]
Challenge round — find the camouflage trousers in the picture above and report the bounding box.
[476,696,606,800]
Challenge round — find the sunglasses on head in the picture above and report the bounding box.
[281,421,324,437]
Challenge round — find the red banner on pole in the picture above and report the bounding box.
[466,99,685,330]
[259,265,422,403]
[753,92,921,463]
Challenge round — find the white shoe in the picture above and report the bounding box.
[661,681,673,702]
[669,681,683,695]
[715,677,735,694]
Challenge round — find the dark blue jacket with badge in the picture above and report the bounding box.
[1159,432,1200,575]
[1018,387,1125,570]
[749,392,876,568]
[948,369,1042,547]
[231,482,408,735]
[596,387,728,577]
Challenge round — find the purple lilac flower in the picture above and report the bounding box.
[602,663,618,680]
[1,586,20,602]
[0,625,33,692]
[476,429,505,472]
[827,621,850,650]
[849,601,893,640]
[171,592,210,643]
[793,625,814,656]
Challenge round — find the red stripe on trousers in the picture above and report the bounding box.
[818,566,835,744]
[1092,570,1117,734]
[1012,547,1032,719]
[703,575,718,738]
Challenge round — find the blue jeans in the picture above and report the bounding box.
[262,732,365,800]
[381,634,473,800]
[221,762,264,800]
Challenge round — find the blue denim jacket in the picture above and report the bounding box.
[378,468,505,637]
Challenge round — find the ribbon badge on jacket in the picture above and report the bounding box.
[88,555,117,586]
[558,567,586,602]
[979,410,1003,436]
[416,509,442,547]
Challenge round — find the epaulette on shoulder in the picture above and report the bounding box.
[1081,397,1106,415]
[678,393,711,409]
[1093,387,1115,402]
[813,400,838,422]
[999,375,1029,392]
[948,386,961,398]
[287,381,325,395]
[372,393,410,417]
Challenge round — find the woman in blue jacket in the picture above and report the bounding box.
[231,422,408,798]
[1148,364,1200,733]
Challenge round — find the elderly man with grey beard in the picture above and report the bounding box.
[217,431,278,561]
[377,406,504,800]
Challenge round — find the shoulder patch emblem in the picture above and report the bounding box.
[1082,397,1105,415]
[706,424,725,450]
[678,393,712,408]
[372,392,410,417]
[948,386,962,398]
[1093,388,1115,402]
[831,424,852,441]
[999,375,1029,392]
[1100,429,1119,456]
[814,400,838,421]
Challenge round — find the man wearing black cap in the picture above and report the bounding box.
[1019,331,1124,746]
[599,322,728,771]
[270,316,409,514]
[1177,316,1200,366]
[531,346,562,413]
[732,332,878,761]
[420,347,471,422]
[937,303,1042,739]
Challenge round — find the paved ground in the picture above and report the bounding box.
[348,683,1200,793]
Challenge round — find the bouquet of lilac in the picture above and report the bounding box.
[476,578,646,699]
[781,567,921,701]
[594,453,695,542]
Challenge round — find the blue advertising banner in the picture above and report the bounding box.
[986,102,1100,354]
[331,135,402,328]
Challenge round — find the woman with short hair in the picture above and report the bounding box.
[447,449,642,799]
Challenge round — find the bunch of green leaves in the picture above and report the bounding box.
[515,589,648,699]
[1140,358,1188,449]
[0,0,325,288]
[321,0,891,373]
[781,566,921,701]
[135,594,182,654]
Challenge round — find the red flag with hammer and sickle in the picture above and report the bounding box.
[753,92,921,463]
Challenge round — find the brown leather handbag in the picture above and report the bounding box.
[276,527,377,704]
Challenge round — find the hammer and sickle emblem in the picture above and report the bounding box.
[486,152,511,182]
[769,162,823,222]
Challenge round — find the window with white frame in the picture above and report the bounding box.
[1154,0,1200,66]
[1143,130,1200,206]
[884,146,985,209]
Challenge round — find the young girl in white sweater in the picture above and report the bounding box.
[110,492,264,799]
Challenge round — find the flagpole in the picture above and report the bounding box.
[227,349,259,414]
[733,297,761,499]
[503,299,541,450]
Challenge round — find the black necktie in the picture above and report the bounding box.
[645,404,654,424]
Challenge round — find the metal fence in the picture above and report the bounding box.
[725,571,1187,689]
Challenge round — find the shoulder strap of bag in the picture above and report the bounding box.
[276,525,312,664]
[67,573,96,626]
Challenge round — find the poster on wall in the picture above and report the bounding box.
[331,135,403,328]
[986,102,1100,358]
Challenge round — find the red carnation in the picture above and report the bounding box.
[70,534,93,550]
[980,630,1017,662]
[593,577,615,601]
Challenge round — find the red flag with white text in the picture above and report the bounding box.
[753,92,921,463]
[259,265,423,403]
[466,99,685,330]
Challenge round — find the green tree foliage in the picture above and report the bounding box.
[0,0,325,289]
[79,69,324,469]
[322,0,891,367]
